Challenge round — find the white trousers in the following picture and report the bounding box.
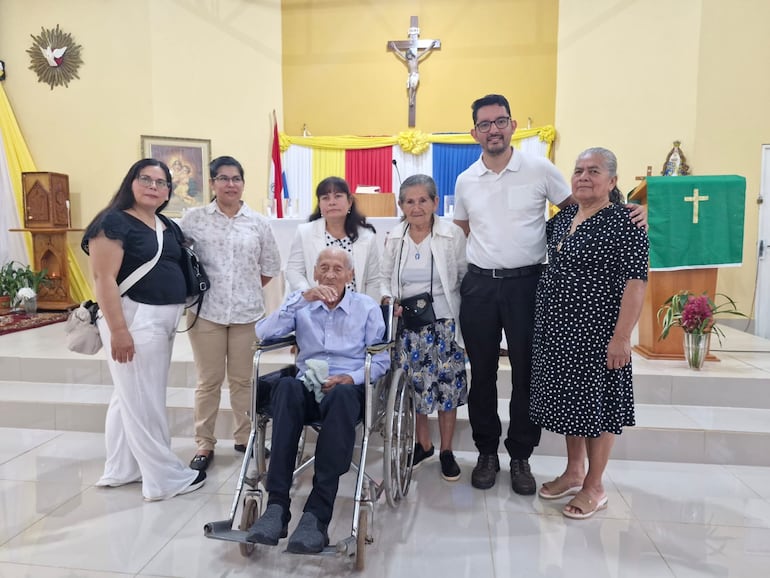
[96,297,197,500]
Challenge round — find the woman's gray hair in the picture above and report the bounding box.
[577,147,624,203]
[577,147,617,177]
[398,174,438,204]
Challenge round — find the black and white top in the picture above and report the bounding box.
[529,203,649,437]
[324,230,357,293]
[81,210,187,305]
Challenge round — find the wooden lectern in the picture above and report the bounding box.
[354,192,397,217]
[631,175,745,360]
[10,172,79,310]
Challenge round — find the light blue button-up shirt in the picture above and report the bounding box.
[256,289,389,385]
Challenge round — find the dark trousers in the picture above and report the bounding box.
[459,269,542,459]
[266,376,362,525]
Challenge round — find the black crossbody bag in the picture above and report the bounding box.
[160,215,210,331]
[397,224,436,331]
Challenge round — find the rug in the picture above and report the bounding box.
[0,311,69,336]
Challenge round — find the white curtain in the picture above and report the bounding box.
[283,144,313,218]
[0,130,28,267]
[518,134,549,157]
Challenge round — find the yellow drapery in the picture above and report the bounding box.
[278,126,556,157]
[0,84,92,302]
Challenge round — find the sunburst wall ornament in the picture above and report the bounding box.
[27,25,83,90]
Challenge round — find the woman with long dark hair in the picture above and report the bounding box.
[82,158,205,501]
[286,176,386,301]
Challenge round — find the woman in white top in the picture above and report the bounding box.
[382,174,468,482]
[286,176,386,302]
[180,156,281,471]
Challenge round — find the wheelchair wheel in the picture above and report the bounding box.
[383,368,415,507]
[296,426,307,470]
[238,494,260,557]
[355,508,367,571]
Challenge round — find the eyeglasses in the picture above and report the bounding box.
[474,116,511,133]
[136,175,170,189]
[213,175,244,185]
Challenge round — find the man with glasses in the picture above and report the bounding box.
[453,94,644,494]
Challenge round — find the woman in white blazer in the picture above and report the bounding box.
[286,176,386,302]
[381,174,468,482]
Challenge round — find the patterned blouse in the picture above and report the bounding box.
[180,201,281,325]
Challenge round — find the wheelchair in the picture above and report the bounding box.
[204,304,416,570]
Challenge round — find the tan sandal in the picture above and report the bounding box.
[538,476,582,500]
[562,491,608,519]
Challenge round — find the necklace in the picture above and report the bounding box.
[414,236,430,260]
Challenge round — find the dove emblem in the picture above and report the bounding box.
[40,46,67,67]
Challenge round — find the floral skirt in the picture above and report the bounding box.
[397,318,468,415]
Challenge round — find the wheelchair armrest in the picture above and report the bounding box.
[366,341,393,355]
[255,335,297,351]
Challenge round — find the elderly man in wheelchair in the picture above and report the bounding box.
[246,247,391,554]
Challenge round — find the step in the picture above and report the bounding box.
[2,338,770,408]
[1,323,769,467]
[2,380,770,466]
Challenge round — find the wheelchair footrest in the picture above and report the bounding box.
[203,521,251,544]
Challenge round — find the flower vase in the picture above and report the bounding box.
[683,332,709,370]
[22,296,37,315]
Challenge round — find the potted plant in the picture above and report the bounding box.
[657,291,746,369]
[0,262,50,314]
[0,262,24,313]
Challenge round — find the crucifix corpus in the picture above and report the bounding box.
[387,16,441,127]
[684,187,709,224]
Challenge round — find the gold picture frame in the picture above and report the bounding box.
[140,135,212,216]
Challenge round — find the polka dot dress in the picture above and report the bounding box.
[529,204,649,437]
[324,231,357,293]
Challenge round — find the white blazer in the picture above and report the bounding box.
[382,219,467,348]
[285,218,387,302]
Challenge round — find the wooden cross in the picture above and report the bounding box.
[684,188,709,224]
[387,16,441,127]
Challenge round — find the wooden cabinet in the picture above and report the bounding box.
[22,172,70,228]
[10,172,77,310]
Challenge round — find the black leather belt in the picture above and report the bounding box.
[468,263,544,279]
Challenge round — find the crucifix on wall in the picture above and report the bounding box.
[387,16,441,127]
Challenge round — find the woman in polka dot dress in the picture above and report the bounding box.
[530,147,648,519]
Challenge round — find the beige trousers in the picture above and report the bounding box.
[188,315,256,451]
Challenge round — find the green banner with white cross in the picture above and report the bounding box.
[646,175,745,270]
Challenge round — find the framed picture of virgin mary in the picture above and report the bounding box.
[140,135,212,216]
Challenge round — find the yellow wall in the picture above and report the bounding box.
[2,0,765,317]
[0,0,283,273]
[555,0,766,318]
[282,0,560,135]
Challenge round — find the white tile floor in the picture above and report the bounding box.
[1,322,770,576]
[1,428,770,577]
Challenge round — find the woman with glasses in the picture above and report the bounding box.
[180,156,281,472]
[286,176,386,302]
[81,158,205,501]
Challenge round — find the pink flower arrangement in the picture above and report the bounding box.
[658,291,746,344]
[680,295,714,333]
